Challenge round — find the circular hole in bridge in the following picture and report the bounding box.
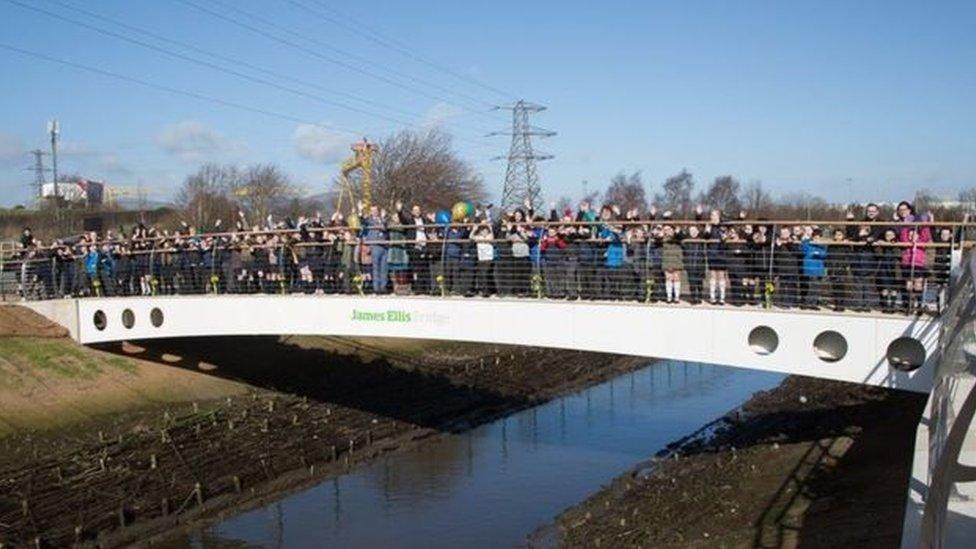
[122,309,135,329]
[748,326,779,355]
[150,308,164,328]
[93,310,107,331]
[813,330,848,363]
[886,337,926,372]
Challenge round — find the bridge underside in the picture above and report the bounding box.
[25,295,939,393]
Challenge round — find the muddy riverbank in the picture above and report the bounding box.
[0,328,646,547]
[538,376,927,548]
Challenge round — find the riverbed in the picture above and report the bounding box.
[185,362,782,547]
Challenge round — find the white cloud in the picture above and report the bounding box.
[293,124,347,164]
[423,102,463,128]
[156,120,243,162]
[0,132,26,166]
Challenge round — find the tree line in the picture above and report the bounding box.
[172,127,974,228]
[585,170,974,221]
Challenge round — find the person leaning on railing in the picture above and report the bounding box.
[502,209,532,297]
[747,229,772,308]
[472,221,495,297]
[875,228,902,313]
[725,227,750,306]
[597,205,625,300]
[682,225,708,304]
[825,228,852,312]
[932,226,955,310]
[660,224,684,304]
[800,226,828,309]
[772,225,796,310]
[704,210,729,305]
[540,218,567,299]
[894,201,933,314]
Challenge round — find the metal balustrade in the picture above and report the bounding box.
[2,221,970,317]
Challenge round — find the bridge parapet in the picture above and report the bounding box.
[903,250,976,547]
[22,292,938,393]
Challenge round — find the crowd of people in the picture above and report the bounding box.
[4,199,962,315]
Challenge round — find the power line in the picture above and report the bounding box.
[302,0,517,101]
[10,0,496,149]
[175,0,502,124]
[284,0,507,111]
[0,42,498,160]
[0,42,366,137]
[5,0,417,130]
[44,0,438,126]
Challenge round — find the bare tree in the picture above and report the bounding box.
[655,169,695,215]
[740,180,774,217]
[959,187,976,211]
[235,164,296,223]
[699,175,742,214]
[553,195,574,215]
[913,188,940,214]
[604,171,647,212]
[778,191,833,220]
[175,163,240,228]
[581,189,602,209]
[342,128,485,211]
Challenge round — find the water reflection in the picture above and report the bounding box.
[186,362,781,548]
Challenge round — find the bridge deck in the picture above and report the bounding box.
[22,294,939,393]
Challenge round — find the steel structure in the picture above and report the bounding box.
[490,100,554,212]
[335,138,378,215]
[27,149,48,202]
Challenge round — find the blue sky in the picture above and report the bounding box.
[1,0,974,207]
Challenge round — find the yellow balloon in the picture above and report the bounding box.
[452,202,468,221]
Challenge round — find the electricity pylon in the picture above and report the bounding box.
[489,100,555,212]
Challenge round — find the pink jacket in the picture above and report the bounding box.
[899,223,931,269]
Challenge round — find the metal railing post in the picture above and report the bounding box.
[767,223,777,309]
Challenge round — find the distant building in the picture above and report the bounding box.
[41,179,105,206]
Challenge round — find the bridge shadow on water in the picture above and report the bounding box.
[93,336,533,431]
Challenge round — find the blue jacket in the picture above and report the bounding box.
[98,253,115,278]
[529,226,544,266]
[445,226,467,259]
[801,239,827,277]
[599,226,624,268]
[84,251,100,277]
[361,216,387,244]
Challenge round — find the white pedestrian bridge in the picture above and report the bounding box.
[19,283,976,548]
[26,293,937,392]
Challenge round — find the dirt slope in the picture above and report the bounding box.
[0,304,68,338]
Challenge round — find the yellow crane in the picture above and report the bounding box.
[335,138,378,216]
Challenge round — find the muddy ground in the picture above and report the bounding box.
[0,328,647,548]
[539,376,927,548]
[0,306,68,338]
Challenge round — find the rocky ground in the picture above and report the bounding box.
[538,375,927,548]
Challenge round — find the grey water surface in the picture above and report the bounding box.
[189,362,782,548]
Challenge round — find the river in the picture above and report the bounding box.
[184,361,782,548]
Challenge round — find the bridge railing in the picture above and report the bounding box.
[1,220,971,317]
[905,247,976,547]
